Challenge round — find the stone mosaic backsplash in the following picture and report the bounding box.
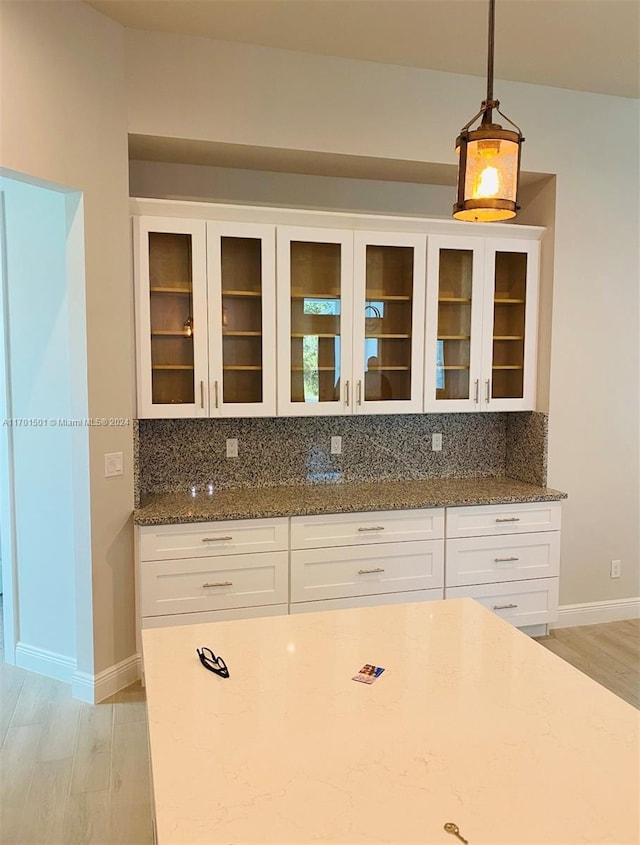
[135,412,548,499]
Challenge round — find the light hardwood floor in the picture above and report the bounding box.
[1,618,638,844]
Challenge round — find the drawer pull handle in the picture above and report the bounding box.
[495,517,520,523]
[357,526,385,532]
[201,536,233,542]
[203,581,233,588]
[494,556,520,563]
[358,567,385,575]
[493,603,518,610]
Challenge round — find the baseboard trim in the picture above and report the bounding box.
[73,654,142,704]
[15,642,76,684]
[552,597,640,629]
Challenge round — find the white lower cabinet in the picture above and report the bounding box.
[445,501,561,628]
[136,501,562,636]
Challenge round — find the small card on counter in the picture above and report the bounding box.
[352,664,385,684]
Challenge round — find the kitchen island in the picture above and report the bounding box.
[142,597,638,845]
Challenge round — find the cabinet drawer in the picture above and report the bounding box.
[446,532,560,587]
[141,603,288,629]
[140,551,288,617]
[445,578,559,627]
[290,588,444,615]
[446,502,561,538]
[291,539,444,603]
[138,518,288,561]
[290,508,444,550]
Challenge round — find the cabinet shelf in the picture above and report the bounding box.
[365,333,410,339]
[438,365,470,371]
[438,335,471,341]
[368,366,410,371]
[151,330,193,337]
[221,289,262,298]
[290,291,340,300]
[291,332,340,338]
[494,298,525,304]
[222,331,263,337]
[439,296,471,303]
[493,335,524,341]
[291,366,337,372]
[150,286,192,295]
[366,293,411,302]
[223,365,263,372]
[152,365,194,371]
[492,365,523,370]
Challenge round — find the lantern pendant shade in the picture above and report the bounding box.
[453,0,524,222]
[453,121,523,222]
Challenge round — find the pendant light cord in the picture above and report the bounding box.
[487,0,495,104]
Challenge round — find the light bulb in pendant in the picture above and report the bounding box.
[183,318,193,337]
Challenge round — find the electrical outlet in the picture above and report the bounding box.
[610,559,621,579]
[226,438,238,458]
[431,433,443,452]
[104,452,123,477]
[331,435,342,455]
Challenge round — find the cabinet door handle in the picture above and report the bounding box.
[200,380,205,409]
[474,379,479,403]
[214,380,219,409]
[493,603,518,610]
[345,379,350,407]
[494,556,520,563]
[495,517,520,523]
[357,567,385,575]
[485,378,491,403]
[357,380,362,405]
[202,581,233,588]
[357,526,385,532]
[201,536,233,542]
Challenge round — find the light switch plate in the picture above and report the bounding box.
[331,436,342,455]
[431,433,443,452]
[226,438,238,458]
[104,452,124,477]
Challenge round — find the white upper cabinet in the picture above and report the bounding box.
[276,227,354,416]
[425,235,539,412]
[207,222,277,417]
[133,201,542,419]
[134,216,210,418]
[135,216,277,419]
[352,232,426,414]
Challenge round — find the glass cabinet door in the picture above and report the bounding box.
[425,237,484,411]
[134,217,208,418]
[277,227,353,415]
[353,233,426,413]
[482,239,539,410]
[207,223,276,416]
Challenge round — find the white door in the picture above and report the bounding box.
[352,232,426,414]
[207,222,276,417]
[424,236,485,412]
[480,238,539,411]
[134,216,209,418]
[276,227,354,416]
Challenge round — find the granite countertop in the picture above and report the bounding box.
[134,476,567,525]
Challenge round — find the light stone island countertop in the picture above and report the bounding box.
[134,476,567,526]
[142,598,638,845]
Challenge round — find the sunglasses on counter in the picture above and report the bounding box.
[196,647,230,679]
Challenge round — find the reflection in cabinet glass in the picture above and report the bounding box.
[149,232,195,405]
[290,241,342,404]
[220,237,263,404]
[492,251,527,400]
[436,249,473,401]
[363,245,413,401]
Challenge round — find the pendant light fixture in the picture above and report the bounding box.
[453,0,524,222]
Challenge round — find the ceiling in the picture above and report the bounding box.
[89,0,639,99]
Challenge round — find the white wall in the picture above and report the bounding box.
[0,1,134,676]
[129,159,455,217]
[126,30,639,606]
